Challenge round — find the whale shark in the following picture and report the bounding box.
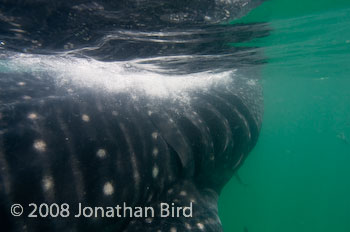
[0,1,267,231]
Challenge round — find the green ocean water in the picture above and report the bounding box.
[219,1,350,232]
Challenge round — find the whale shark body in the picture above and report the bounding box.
[0,1,267,231]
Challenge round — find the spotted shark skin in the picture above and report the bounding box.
[0,1,264,231]
[0,68,262,232]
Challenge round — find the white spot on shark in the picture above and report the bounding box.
[152,165,159,178]
[197,222,205,230]
[33,140,46,152]
[152,147,159,157]
[42,176,54,191]
[82,114,90,122]
[152,132,158,140]
[103,182,114,196]
[96,149,106,158]
[27,113,38,120]
[22,95,32,100]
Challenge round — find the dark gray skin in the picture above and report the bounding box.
[0,1,265,231]
[0,70,262,231]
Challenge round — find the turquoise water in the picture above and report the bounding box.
[219,1,350,232]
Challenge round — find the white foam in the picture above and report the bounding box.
[3,53,236,98]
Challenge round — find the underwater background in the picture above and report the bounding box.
[219,0,350,232]
[0,0,349,231]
